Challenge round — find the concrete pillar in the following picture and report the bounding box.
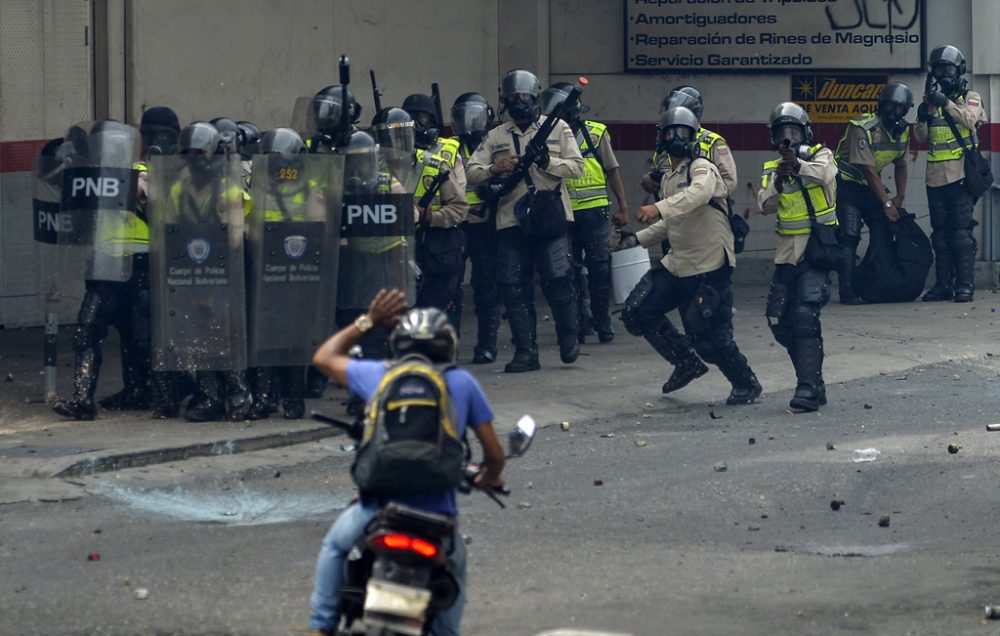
[971,0,1000,261]
[498,0,549,86]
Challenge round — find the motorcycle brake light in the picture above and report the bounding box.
[370,533,440,559]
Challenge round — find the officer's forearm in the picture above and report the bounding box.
[607,167,628,211]
[861,165,889,204]
[894,163,908,200]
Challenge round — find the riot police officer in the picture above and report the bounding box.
[620,107,760,405]
[466,69,585,373]
[914,45,987,303]
[52,120,146,421]
[541,82,629,344]
[833,83,913,304]
[402,93,469,324]
[450,92,501,363]
[757,103,839,412]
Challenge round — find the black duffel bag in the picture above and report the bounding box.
[942,109,994,199]
[514,186,568,239]
[795,175,841,271]
[852,210,931,303]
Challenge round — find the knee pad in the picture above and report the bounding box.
[769,319,794,349]
[948,228,976,254]
[790,303,822,340]
[543,276,575,308]
[931,230,951,253]
[692,338,719,364]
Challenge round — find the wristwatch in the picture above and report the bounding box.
[353,314,374,333]
[884,200,893,209]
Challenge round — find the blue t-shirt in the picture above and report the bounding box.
[347,359,495,516]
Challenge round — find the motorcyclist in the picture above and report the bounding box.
[308,289,506,635]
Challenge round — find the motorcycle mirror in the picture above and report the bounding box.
[507,415,536,457]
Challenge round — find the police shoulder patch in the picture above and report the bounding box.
[968,97,981,107]
[858,138,868,150]
[692,166,709,176]
[562,127,575,139]
[715,144,730,155]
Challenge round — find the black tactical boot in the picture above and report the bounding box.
[953,245,976,302]
[225,371,254,421]
[923,254,954,301]
[576,272,594,344]
[643,321,708,394]
[150,372,181,420]
[590,277,615,343]
[472,304,500,364]
[504,293,542,372]
[550,296,581,364]
[716,347,763,405]
[504,347,540,373]
[53,348,101,421]
[98,387,150,411]
[305,365,328,398]
[185,372,226,422]
[922,284,954,302]
[281,367,306,420]
[789,339,824,412]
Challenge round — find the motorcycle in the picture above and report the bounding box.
[311,411,536,636]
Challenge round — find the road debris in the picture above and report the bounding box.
[878,516,891,528]
[87,552,101,561]
[709,411,722,420]
[852,448,881,463]
[986,423,1000,432]
[830,499,845,511]
[748,437,756,445]
[517,501,532,510]
[947,443,961,454]
[560,421,571,431]
[825,441,835,451]
[713,462,728,473]
[863,403,873,410]
[593,479,604,486]
[133,587,149,600]
[985,606,1000,619]
[600,433,615,438]
[635,440,648,448]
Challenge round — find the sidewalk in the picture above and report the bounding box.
[2,281,1000,504]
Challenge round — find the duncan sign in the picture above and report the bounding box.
[625,0,925,73]
[790,74,888,123]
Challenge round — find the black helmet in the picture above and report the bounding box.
[140,106,180,156]
[236,121,262,159]
[661,86,703,120]
[656,107,700,158]
[451,92,494,140]
[309,85,361,137]
[929,45,967,94]
[402,93,440,148]
[500,69,541,122]
[768,102,813,148]
[343,131,379,194]
[877,83,913,138]
[372,107,416,155]
[539,81,585,121]
[179,122,222,156]
[389,307,458,364]
[260,127,305,156]
[209,117,240,156]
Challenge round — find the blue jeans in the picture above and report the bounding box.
[309,502,467,635]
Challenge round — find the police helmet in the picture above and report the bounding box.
[140,106,181,156]
[929,45,966,77]
[656,107,699,155]
[500,69,542,122]
[878,83,913,120]
[88,120,138,167]
[260,127,305,156]
[179,122,222,156]
[402,93,440,148]
[209,117,240,156]
[661,86,704,120]
[309,85,361,137]
[343,130,379,193]
[236,121,262,159]
[389,307,459,364]
[451,92,494,137]
[372,107,416,155]
[768,102,813,147]
[539,82,586,121]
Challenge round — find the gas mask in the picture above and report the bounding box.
[658,126,694,158]
[411,112,440,149]
[771,125,808,155]
[184,154,217,189]
[932,63,963,96]
[504,93,540,122]
[879,103,910,139]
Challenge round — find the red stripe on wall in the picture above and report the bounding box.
[0,139,49,174]
[3,123,998,173]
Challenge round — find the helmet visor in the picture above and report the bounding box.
[772,124,805,147]
[308,95,343,136]
[932,63,959,81]
[375,122,415,154]
[501,71,540,98]
[452,102,489,135]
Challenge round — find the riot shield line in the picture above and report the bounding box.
[32,151,68,400]
[247,154,344,366]
[148,154,247,371]
[337,146,418,314]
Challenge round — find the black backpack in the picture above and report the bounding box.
[852,211,932,303]
[351,354,465,497]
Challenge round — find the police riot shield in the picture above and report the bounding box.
[246,153,344,366]
[337,147,418,314]
[147,154,247,371]
[32,146,68,246]
[57,121,142,283]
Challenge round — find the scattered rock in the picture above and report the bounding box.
[462,533,472,545]
[4,373,13,382]
[593,479,604,486]
[517,501,532,510]
[133,587,149,600]
[947,443,961,454]
[560,421,571,431]
[863,403,873,410]
[273,470,282,478]
[774,546,789,553]
[953,374,961,381]
[895,375,908,381]
[93,529,102,534]
[600,433,615,438]
[748,525,760,531]
[635,440,648,448]
[713,462,728,473]
[87,552,101,561]
[748,437,756,445]
[830,499,845,511]
[710,411,722,420]
[878,516,891,528]
[825,441,835,451]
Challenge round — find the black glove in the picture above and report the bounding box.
[617,229,639,250]
[928,91,948,108]
[916,102,930,123]
[529,141,550,169]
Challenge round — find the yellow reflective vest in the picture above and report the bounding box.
[927,95,978,162]
[835,113,909,185]
[761,145,838,236]
[565,120,610,211]
[98,161,148,256]
[453,139,483,206]
[415,145,453,212]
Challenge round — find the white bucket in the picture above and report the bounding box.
[610,245,652,304]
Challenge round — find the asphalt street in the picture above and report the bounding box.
[3,357,1000,635]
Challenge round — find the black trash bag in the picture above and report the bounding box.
[852,210,932,303]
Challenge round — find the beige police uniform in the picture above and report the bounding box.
[914,90,987,187]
